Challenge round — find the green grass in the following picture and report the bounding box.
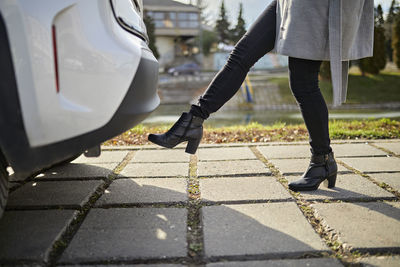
[268,72,400,104]
[104,118,400,146]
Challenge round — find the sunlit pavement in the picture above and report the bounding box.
[1,140,400,266]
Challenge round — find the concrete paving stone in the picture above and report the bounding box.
[257,145,311,159]
[198,160,270,177]
[270,158,349,175]
[370,172,400,192]
[374,142,400,155]
[200,177,292,202]
[96,178,187,205]
[8,182,20,190]
[7,180,102,208]
[207,258,343,267]
[331,143,388,157]
[34,163,118,180]
[120,162,188,178]
[285,174,395,201]
[312,202,400,249]
[198,147,256,161]
[72,151,128,164]
[132,149,190,163]
[202,203,327,257]
[355,256,400,267]
[340,157,400,173]
[60,208,187,262]
[0,210,77,262]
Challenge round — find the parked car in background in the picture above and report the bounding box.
[168,62,201,76]
[0,0,160,218]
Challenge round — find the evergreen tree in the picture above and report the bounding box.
[143,14,160,59]
[359,5,386,75]
[201,30,218,55]
[385,0,399,61]
[231,3,246,43]
[377,4,385,27]
[215,0,231,44]
[393,13,400,68]
[387,0,399,24]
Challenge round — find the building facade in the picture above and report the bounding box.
[143,0,201,69]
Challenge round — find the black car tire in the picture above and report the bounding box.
[0,151,9,219]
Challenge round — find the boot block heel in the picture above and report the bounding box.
[323,173,337,188]
[185,138,201,154]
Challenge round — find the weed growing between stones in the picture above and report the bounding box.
[187,155,204,263]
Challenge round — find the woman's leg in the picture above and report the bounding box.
[287,57,337,191]
[190,0,278,119]
[288,57,332,155]
[149,0,277,154]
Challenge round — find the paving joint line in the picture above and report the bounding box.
[94,202,188,209]
[249,146,358,265]
[295,197,398,204]
[114,175,188,179]
[200,199,295,206]
[56,256,189,266]
[336,159,400,200]
[368,143,400,159]
[265,155,390,160]
[282,170,353,177]
[187,154,205,264]
[198,158,258,162]
[132,161,190,164]
[5,205,81,211]
[204,251,333,264]
[198,173,272,178]
[45,151,136,266]
[32,177,107,182]
[199,175,273,179]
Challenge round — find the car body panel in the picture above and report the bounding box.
[0,0,146,147]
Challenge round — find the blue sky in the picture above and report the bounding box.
[177,0,395,28]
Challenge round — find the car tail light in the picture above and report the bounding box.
[110,0,149,43]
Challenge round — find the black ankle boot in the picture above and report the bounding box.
[288,151,337,191]
[148,112,203,154]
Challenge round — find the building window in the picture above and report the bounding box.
[177,12,199,28]
[146,11,199,29]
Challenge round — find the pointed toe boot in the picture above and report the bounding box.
[288,151,337,191]
[148,112,203,154]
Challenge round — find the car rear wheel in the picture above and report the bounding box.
[0,151,9,219]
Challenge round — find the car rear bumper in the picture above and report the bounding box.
[1,42,159,178]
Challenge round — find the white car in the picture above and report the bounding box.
[0,0,160,217]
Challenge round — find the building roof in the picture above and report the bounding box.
[143,0,199,12]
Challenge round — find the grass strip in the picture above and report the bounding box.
[268,71,400,104]
[103,118,400,146]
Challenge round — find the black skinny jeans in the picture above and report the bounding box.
[190,0,331,155]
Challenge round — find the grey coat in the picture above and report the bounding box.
[273,0,374,106]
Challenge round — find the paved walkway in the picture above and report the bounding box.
[1,140,400,266]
